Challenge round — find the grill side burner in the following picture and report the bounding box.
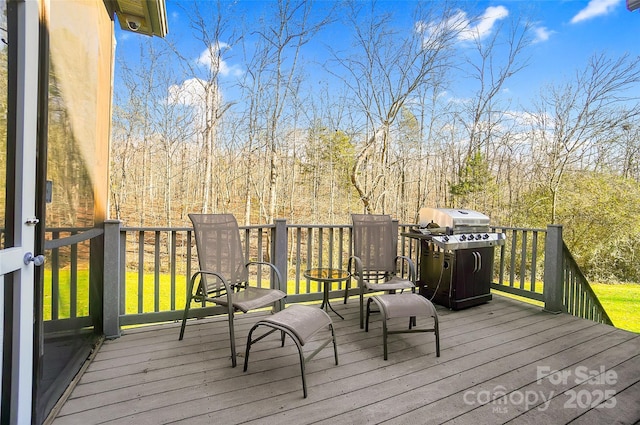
[409,208,505,310]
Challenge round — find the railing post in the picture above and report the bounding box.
[103,220,122,338]
[543,224,564,314]
[272,218,288,310]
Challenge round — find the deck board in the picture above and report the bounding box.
[48,295,640,425]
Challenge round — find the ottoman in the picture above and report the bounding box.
[243,304,338,398]
[366,293,440,360]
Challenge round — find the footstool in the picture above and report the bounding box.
[243,304,339,398]
[366,293,440,360]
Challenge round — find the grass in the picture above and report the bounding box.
[590,283,640,333]
[43,269,327,319]
[44,270,639,334]
[495,282,639,334]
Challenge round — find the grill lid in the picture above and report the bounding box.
[418,208,490,230]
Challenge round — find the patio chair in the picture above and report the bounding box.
[179,213,287,367]
[344,214,416,329]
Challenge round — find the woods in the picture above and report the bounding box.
[108,1,640,282]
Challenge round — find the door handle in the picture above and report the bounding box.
[25,217,40,225]
[472,251,481,273]
[24,252,45,266]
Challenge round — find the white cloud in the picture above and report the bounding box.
[532,26,553,44]
[419,10,466,34]
[571,0,622,24]
[418,6,509,44]
[196,42,243,77]
[459,6,509,42]
[446,94,472,105]
[504,110,538,127]
[167,77,214,108]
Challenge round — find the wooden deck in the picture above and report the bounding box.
[48,295,640,425]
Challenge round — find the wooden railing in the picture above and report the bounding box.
[491,226,546,302]
[562,242,613,325]
[42,226,104,333]
[42,220,613,338]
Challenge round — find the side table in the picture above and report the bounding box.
[303,268,350,320]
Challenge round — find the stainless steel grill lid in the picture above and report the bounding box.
[418,208,490,230]
[416,207,504,250]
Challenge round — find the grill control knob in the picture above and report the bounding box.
[460,235,466,241]
[483,234,489,239]
[443,236,449,241]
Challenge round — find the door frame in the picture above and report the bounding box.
[0,1,41,424]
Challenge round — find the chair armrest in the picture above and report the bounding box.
[348,255,364,286]
[395,255,416,283]
[245,261,284,292]
[189,270,238,315]
[190,270,234,301]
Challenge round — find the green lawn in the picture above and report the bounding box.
[43,270,327,318]
[590,283,640,333]
[44,270,639,334]
[495,282,639,334]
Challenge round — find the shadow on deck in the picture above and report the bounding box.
[49,295,639,425]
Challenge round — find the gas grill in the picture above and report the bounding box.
[408,208,505,310]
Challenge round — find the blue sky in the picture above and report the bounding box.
[115,0,639,113]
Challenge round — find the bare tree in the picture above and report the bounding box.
[618,122,640,181]
[450,13,532,211]
[111,42,164,226]
[237,0,333,223]
[529,53,640,223]
[166,1,237,214]
[329,1,460,214]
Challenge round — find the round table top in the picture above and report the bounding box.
[304,268,350,281]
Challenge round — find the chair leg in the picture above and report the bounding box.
[243,323,258,372]
[179,277,198,340]
[434,314,440,357]
[359,288,365,329]
[365,298,373,332]
[382,315,389,361]
[244,323,283,371]
[330,324,339,366]
[227,304,237,368]
[179,301,190,341]
[289,337,308,398]
[343,280,350,304]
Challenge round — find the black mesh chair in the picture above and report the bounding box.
[179,214,286,367]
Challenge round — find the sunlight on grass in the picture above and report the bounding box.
[43,269,638,334]
[492,290,544,308]
[590,283,640,333]
[494,283,640,334]
[43,269,328,319]
[492,281,544,308]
